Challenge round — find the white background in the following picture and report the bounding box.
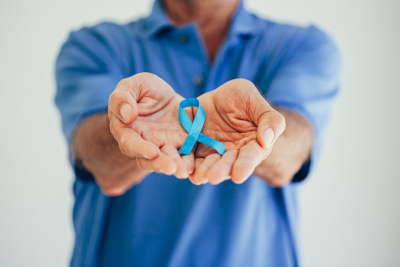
[0,0,399,266]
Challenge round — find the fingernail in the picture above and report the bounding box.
[264,128,275,148]
[120,103,132,122]
[141,154,149,159]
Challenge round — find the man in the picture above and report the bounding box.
[55,0,341,266]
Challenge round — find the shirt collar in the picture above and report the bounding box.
[141,0,171,37]
[142,0,261,38]
[229,1,262,36]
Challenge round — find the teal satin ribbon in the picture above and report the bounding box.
[178,98,226,155]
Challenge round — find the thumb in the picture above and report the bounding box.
[257,110,286,149]
[109,72,177,124]
[250,93,286,149]
[109,87,139,124]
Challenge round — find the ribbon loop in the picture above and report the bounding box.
[178,98,226,155]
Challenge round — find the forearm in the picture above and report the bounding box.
[73,112,149,196]
[254,108,313,187]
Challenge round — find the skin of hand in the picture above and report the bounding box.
[189,79,286,185]
[108,72,195,180]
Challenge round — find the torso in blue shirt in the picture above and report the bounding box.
[55,1,341,266]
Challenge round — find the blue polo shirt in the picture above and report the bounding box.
[55,0,341,266]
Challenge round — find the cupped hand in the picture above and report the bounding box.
[108,72,194,178]
[189,79,286,185]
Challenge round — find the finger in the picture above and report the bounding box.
[206,150,238,185]
[182,152,195,176]
[161,145,193,179]
[189,158,204,185]
[181,143,197,177]
[109,113,159,159]
[191,154,221,185]
[109,78,139,124]
[136,152,177,175]
[231,140,267,184]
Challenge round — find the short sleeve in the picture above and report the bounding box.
[55,24,129,181]
[265,26,342,182]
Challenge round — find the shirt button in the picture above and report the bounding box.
[179,34,188,43]
[193,75,204,86]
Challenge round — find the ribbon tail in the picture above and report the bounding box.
[197,134,226,155]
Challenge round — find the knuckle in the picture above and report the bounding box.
[109,87,132,108]
[108,114,115,127]
[109,120,116,135]
[231,78,257,94]
[108,93,122,116]
[136,159,147,170]
[109,118,122,140]
[109,127,117,139]
[116,78,129,89]
[118,137,131,156]
[235,78,255,88]
[271,111,286,134]
[276,112,286,127]
[108,91,119,107]
[107,109,113,121]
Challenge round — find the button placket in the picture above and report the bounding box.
[174,25,209,95]
[179,34,188,43]
[193,75,204,86]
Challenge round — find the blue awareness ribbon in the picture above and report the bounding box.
[178,98,226,155]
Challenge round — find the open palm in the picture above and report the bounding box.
[108,73,194,178]
[190,79,285,185]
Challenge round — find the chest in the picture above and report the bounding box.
[127,26,285,98]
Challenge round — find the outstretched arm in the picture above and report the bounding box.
[254,108,313,187]
[188,79,312,187]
